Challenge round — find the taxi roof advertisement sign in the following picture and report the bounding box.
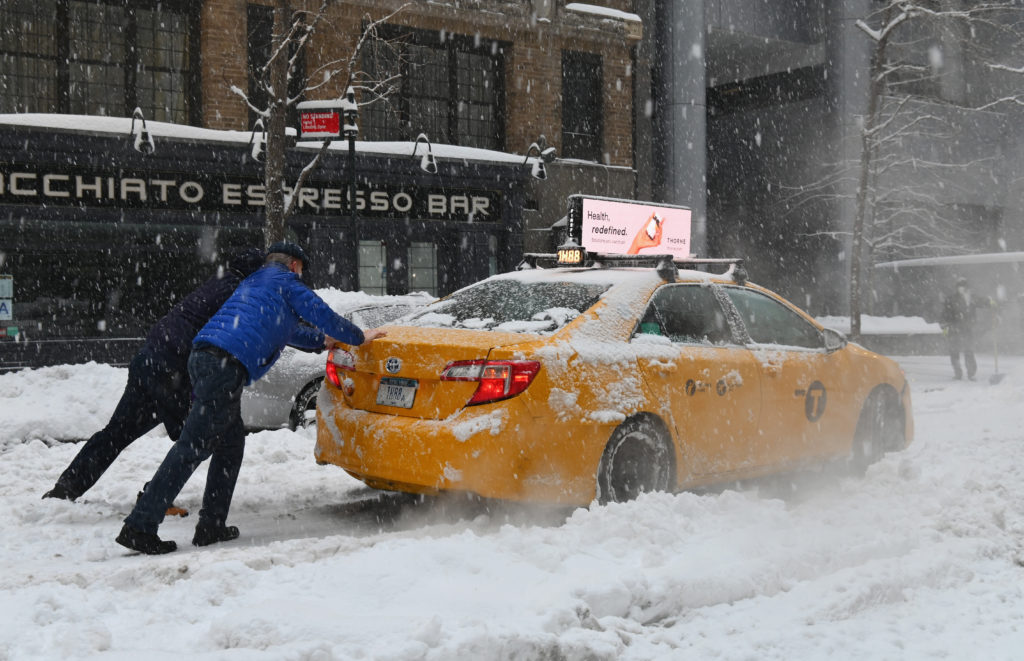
[576,196,692,259]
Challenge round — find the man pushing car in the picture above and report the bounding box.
[43,247,266,509]
[117,241,386,554]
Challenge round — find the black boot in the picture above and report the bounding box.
[115,524,177,555]
[42,483,77,501]
[192,523,240,547]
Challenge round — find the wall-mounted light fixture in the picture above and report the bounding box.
[523,136,557,180]
[249,118,266,163]
[129,107,155,155]
[412,133,438,174]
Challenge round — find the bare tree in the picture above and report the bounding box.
[232,1,408,247]
[785,0,1024,337]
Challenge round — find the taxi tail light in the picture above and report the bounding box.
[440,360,541,406]
[325,348,355,388]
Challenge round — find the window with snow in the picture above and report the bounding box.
[360,25,506,151]
[722,286,823,349]
[561,50,603,162]
[408,241,438,297]
[405,279,609,334]
[246,3,305,131]
[358,240,387,296]
[0,0,196,123]
[636,284,732,346]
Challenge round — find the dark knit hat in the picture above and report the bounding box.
[267,241,310,270]
[228,247,266,277]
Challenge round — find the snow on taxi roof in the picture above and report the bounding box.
[512,253,748,286]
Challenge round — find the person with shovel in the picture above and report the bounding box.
[939,277,991,381]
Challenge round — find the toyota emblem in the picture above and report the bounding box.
[384,357,402,374]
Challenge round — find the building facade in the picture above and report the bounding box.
[1,0,642,366]
[4,0,1023,368]
[642,0,1024,318]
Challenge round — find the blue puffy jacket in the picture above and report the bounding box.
[193,263,365,383]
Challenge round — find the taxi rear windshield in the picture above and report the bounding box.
[405,279,610,333]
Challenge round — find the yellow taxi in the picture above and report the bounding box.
[314,256,913,505]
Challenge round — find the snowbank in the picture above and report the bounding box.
[1,355,1022,659]
[816,315,942,335]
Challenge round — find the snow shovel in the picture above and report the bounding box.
[990,314,1005,385]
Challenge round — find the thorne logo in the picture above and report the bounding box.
[0,167,500,221]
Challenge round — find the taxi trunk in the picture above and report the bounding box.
[326,325,541,420]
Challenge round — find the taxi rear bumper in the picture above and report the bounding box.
[314,388,601,505]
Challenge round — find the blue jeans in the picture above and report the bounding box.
[125,347,247,534]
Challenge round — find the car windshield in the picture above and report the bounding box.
[404,279,610,333]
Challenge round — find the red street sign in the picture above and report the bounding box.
[300,110,341,138]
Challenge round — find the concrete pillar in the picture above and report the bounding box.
[653,0,706,256]
[826,0,874,313]
[633,0,655,203]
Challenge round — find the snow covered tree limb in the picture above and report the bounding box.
[282,139,335,220]
[242,0,410,245]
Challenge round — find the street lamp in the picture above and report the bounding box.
[295,91,360,291]
[522,137,556,180]
[129,107,155,155]
[341,86,359,225]
[411,133,438,174]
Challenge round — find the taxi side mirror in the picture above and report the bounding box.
[823,327,847,353]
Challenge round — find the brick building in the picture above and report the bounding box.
[0,0,644,367]
[8,0,1021,367]
[200,1,637,166]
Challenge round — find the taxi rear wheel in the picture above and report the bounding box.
[288,378,323,431]
[850,387,903,474]
[597,417,674,504]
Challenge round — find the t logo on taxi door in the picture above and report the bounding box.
[799,381,827,422]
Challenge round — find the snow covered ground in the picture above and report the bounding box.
[1,352,1022,660]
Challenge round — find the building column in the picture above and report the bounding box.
[653,0,706,256]
[828,0,873,314]
[633,0,655,202]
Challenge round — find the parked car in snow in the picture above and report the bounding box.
[241,292,433,430]
[313,257,914,505]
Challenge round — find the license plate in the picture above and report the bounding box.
[376,377,418,408]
